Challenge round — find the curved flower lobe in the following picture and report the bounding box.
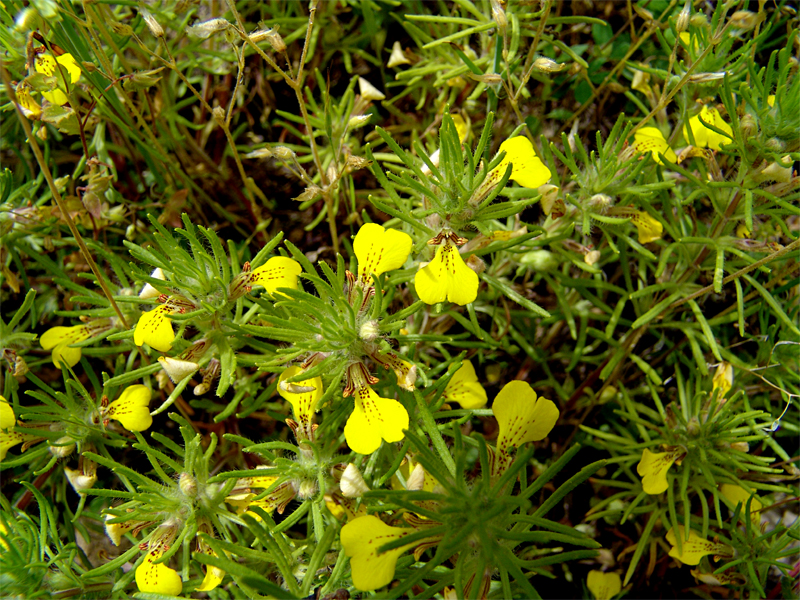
[135,547,182,595]
[442,360,487,409]
[250,256,302,296]
[103,385,152,432]
[354,223,413,284]
[134,304,175,352]
[633,127,677,164]
[415,240,478,306]
[344,386,409,454]
[341,515,414,591]
[637,447,684,495]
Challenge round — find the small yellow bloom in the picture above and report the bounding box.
[491,381,559,478]
[684,105,733,151]
[0,430,38,462]
[344,385,409,454]
[637,447,684,495]
[354,223,413,285]
[341,515,414,591]
[488,137,552,189]
[712,362,733,398]
[278,366,322,430]
[679,32,701,53]
[196,520,226,591]
[225,475,296,518]
[442,360,487,409]
[720,484,762,526]
[414,239,479,306]
[250,256,303,296]
[136,547,182,595]
[633,127,677,164]
[40,321,110,369]
[587,570,622,600]
[607,207,664,244]
[102,385,152,432]
[134,304,175,352]
[767,95,775,108]
[34,53,81,105]
[14,82,41,118]
[104,515,148,546]
[666,526,733,566]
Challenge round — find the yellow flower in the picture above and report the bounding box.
[587,570,622,600]
[491,381,559,477]
[607,207,664,244]
[196,520,226,591]
[353,223,413,285]
[105,515,149,546]
[487,137,552,189]
[372,352,417,391]
[34,52,81,105]
[341,515,415,591]
[0,429,38,462]
[442,360,487,409]
[767,95,775,108]
[14,82,41,119]
[225,475,296,519]
[40,320,111,369]
[633,127,677,164]
[415,238,479,306]
[637,447,684,495]
[344,385,409,454]
[136,546,182,595]
[720,484,762,526]
[679,32,701,53]
[684,105,733,151]
[134,304,175,352]
[250,256,303,296]
[666,526,733,566]
[101,385,152,432]
[712,362,733,398]
[494,381,559,453]
[278,366,322,432]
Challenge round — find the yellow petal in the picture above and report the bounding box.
[493,381,559,453]
[341,515,413,591]
[344,386,409,454]
[354,223,413,284]
[414,240,479,306]
[685,106,732,151]
[767,95,775,108]
[712,362,733,397]
[372,352,417,391]
[35,53,80,106]
[666,526,733,566]
[587,570,622,600]
[15,83,41,118]
[633,127,677,164]
[105,385,152,432]
[56,53,82,83]
[637,448,683,495]
[0,430,38,462]
[720,484,762,525]
[489,137,552,188]
[197,564,225,591]
[134,305,174,352]
[42,88,68,105]
[442,361,487,409]
[136,548,183,595]
[250,256,302,296]
[607,207,663,244]
[452,114,468,143]
[278,366,322,427]
[40,325,94,369]
[0,397,15,430]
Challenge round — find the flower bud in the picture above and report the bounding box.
[739,113,757,138]
[212,106,225,124]
[519,249,558,271]
[688,72,727,83]
[584,250,601,266]
[272,146,296,161]
[109,22,134,36]
[65,465,97,494]
[340,463,370,498]
[676,7,690,33]
[765,137,786,153]
[49,436,75,458]
[589,193,613,210]
[179,472,197,498]
[265,27,286,52]
[158,356,200,383]
[293,185,323,203]
[344,155,372,174]
[141,9,164,38]
[730,10,761,30]
[139,268,166,299]
[730,442,750,453]
[187,18,230,39]
[533,57,567,72]
[359,320,380,342]
[123,68,165,91]
[347,114,371,130]
[387,41,411,68]
[689,13,708,27]
[297,478,318,499]
[244,147,273,159]
[358,77,385,101]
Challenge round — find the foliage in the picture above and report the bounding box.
[1,0,798,599]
